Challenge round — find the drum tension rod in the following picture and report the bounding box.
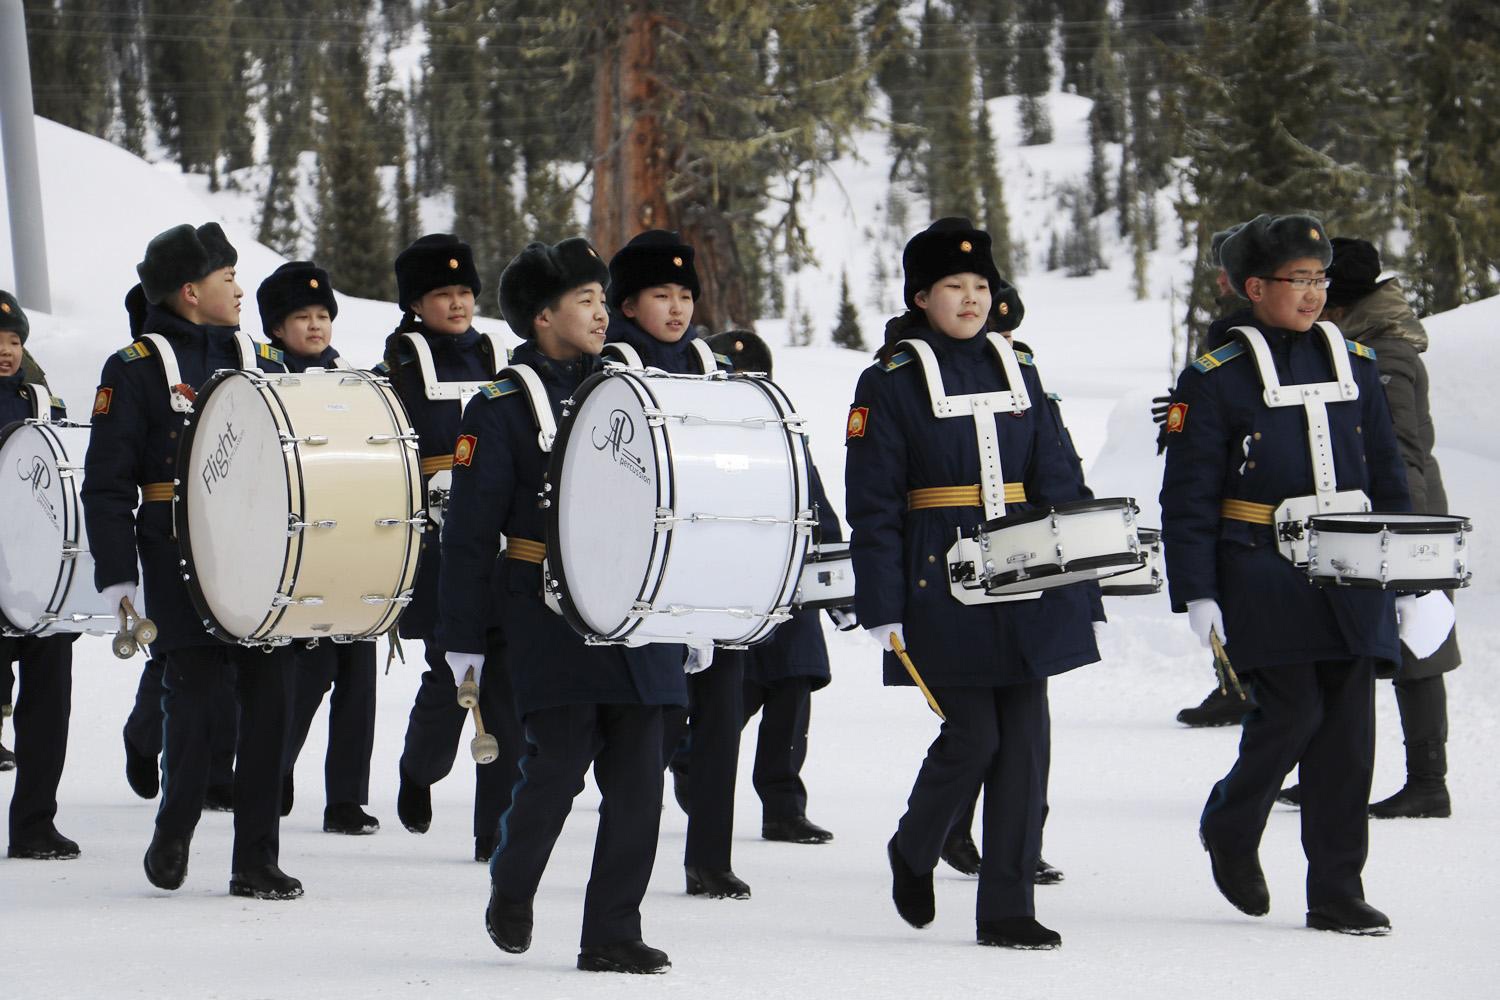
[362,594,414,605]
[367,433,419,444]
[280,433,329,446]
[375,516,426,528]
[271,595,324,607]
[287,515,337,534]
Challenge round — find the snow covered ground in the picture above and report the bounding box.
[3,103,1499,998]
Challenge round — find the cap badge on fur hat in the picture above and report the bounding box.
[1,303,10,314]
[960,241,973,253]
[308,279,319,289]
[673,256,684,267]
[1310,229,1321,240]
[449,258,459,269]
[998,302,1009,315]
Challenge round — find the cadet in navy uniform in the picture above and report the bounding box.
[0,291,79,860]
[82,224,302,899]
[703,330,850,848]
[1160,213,1436,935]
[450,238,686,974]
[383,235,518,859]
[846,218,1101,950]
[256,262,381,836]
[604,231,751,899]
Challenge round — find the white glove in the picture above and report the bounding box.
[445,651,485,689]
[684,644,715,675]
[1395,592,1455,660]
[866,623,905,652]
[826,607,859,631]
[101,582,138,616]
[1186,599,1225,649]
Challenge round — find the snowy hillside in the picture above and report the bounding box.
[3,99,1498,999]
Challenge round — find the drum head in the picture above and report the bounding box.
[549,373,664,637]
[179,373,291,639]
[0,423,72,628]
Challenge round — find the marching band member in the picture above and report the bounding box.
[256,262,381,836]
[82,224,301,899]
[704,330,849,848]
[1160,213,1431,935]
[845,218,1100,950]
[0,290,78,860]
[450,237,685,973]
[604,231,750,899]
[382,234,520,860]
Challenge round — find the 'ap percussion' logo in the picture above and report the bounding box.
[18,454,59,530]
[593,409,651,485]
[200,420,245,496]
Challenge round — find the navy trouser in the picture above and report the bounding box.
[740,674,813,822]
[663,652,744,870]
[894,680,1050,922]
[399,637,522,837]
[124,657,235,786]
[283,641,377,807]
[5,635,72,845]
[155,645,294,873]
[1201,658,1375,907]
[492,703,665,947]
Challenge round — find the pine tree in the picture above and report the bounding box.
[918,3,981,219]
[951,0,1017,100]
[1015,0,1055,145]
[866,0,923,181]
[25,0,112,137]
[975,102,1014,275]
[1059,0,1107,96]
[1087,105,1110,218]
[1090,18,1125,143]
[1120,0,1193,193]
[831,270,865,350]
[143,0,238,175]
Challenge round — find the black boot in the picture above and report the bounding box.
[203,783,234,813]
[1201,832,1269,916]
[978,916,1062,949]
[888,834,935,927]
[1307,897,1391,935]
[1371,741,1450,819]
[144,830,190,890]
[762,815,834,844]
[1035,856,1065,885]
[1277,783,1302,807]
[323,803,380,835]
[229,864,304,900]
[940,828,981,876]
[123,732,158,798]
[670,764,690,814]
[475,834,496,864]
[396,769,432,833]
[485,887,534,953]
[1176,686,1252,728]
[8,825,80,860]
[280,772,294,818]
[577,940,670,974]
[686,866,751,899]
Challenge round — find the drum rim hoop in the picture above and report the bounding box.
[0,419,83,628]
[978,496,1139,533]
[1307,513,1471,535]
[982,550,1146,593]
[1309,574,1471,591]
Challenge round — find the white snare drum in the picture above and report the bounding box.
[794,541,854,609]
[176,368,423,644]
[547,369,812,646]
[1100,526,1162,596]
[948,497,1144,602]
[0,420,118,636]
[1306,512,1472,591]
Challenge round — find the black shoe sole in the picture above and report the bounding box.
[762,832,833,844]
[8,847,80,860]
[1307,915,1391,936]
[577,957,670,974]
[485,911,531,953]
[229,884,304,901]
[685,877,751,900]
[978,937,1062,950]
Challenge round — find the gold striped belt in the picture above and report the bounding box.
[907,483,1026,511]
[420,453,454,476]
[142,482,174,503]
[1220,498,1276,525]
[505,537,547,564]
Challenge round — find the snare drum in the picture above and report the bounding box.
[1306,512,1472,591]
[1100,527,1162,596]
[794,541,855,609]
[546,368,812,646]
[949,497,1144,600]
[176,368,423,643]
[0,420,119,635]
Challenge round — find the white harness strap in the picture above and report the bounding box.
[500,364,558,453]
[899,334,1031,520]
[1231,322,1359,511]
[687,339,717,373]
[233,333,259,370]
[330,355,353,371]
[25,384,51,420]
[601,342,645,369]
[402,331,505,404]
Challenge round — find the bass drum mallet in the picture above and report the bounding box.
[457,666,498,764]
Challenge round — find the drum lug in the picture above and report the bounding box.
[287,515,338,534]
[375,516,427,528]
[367,433,420,445]
[60,545,81,559]
[362,593,414,606]
[276,376,303,387]
[271,594,325,608]
[280,433,329,447]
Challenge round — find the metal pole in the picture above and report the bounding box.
[0,0,52,311]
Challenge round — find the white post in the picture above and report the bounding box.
[0,0,52,311]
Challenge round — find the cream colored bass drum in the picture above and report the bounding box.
[175,368,423,644]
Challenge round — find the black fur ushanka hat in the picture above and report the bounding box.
[498,237,610,338]
[136,222,238,305]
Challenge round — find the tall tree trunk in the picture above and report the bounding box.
[677,202,752,332]
[589,5,669,258]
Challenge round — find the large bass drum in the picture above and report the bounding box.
[546,369,812,646]
[0,420,118,635]
[175,368,423,644]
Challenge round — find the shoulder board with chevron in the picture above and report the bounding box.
[479,378,520,399]
[1346,339,1377,361]
[371,361,389,375]
[714,352,733,370]
[1190,340,1247,373]
[256,342,285,363]
[880,350,914,372]
[1014,350,1034,366]
[117,341,151,362]
[50,395,65,410]
[1046,391,1062,402]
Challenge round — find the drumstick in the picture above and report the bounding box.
[121,596,158,646]
[469,704,499,765]
[457,666,480,709]
[1209,626,1246,701]
[111,598,138,659]
[889,633,946,720]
